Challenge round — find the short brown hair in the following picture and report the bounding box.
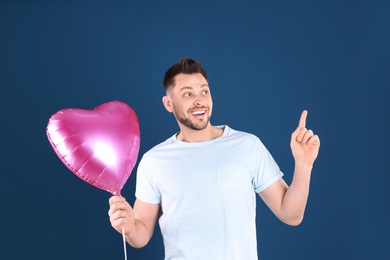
[163,57,208,91]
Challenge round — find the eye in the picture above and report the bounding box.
[202,90,209,95]
[184,92,191,97]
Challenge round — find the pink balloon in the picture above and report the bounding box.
[46,101,140,195]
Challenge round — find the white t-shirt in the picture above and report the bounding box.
[135,125,283,260]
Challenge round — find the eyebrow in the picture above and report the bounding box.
[179,84,209,92]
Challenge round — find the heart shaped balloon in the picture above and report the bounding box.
[46,101,140,195]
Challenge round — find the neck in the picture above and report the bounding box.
[176,124,224,143]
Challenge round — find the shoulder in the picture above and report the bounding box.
[224,125,261,143]
[223,126,273,156]
[140,134,178,160]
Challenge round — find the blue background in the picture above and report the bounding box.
[1,0,389,259]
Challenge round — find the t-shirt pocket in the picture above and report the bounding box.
[216,164,248,191]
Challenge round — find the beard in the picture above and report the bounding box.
[177,114,211,130]
[171,102,212,131]
[173,105,211,130]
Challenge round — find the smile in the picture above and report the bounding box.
[192,110,206,115]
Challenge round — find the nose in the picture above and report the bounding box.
[194,95,205,106]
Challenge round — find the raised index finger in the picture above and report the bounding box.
[298,110,308,128]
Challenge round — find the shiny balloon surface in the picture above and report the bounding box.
[47,101,140,195]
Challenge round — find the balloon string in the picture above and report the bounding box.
[122,226,127,260]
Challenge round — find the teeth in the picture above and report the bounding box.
[192,110,205,115]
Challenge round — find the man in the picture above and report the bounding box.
[108,57,320,259]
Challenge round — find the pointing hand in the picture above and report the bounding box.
[290,110,320,166]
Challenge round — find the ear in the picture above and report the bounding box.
[162,95,173,113]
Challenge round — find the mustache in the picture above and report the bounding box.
[189,106,208,110]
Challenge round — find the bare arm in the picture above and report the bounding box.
[108,196,160,248]
[259,110,320,226]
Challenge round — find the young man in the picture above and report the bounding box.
[108,57,320,259]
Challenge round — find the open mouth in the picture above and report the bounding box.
[191,110,206,118]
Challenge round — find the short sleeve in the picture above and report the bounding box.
[135,155,161,204]
[252,139,284,193]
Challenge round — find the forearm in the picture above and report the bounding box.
[125,219,154,248]
[109,197,158,249]
[265,109,319,225]
[280,162,312,225]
